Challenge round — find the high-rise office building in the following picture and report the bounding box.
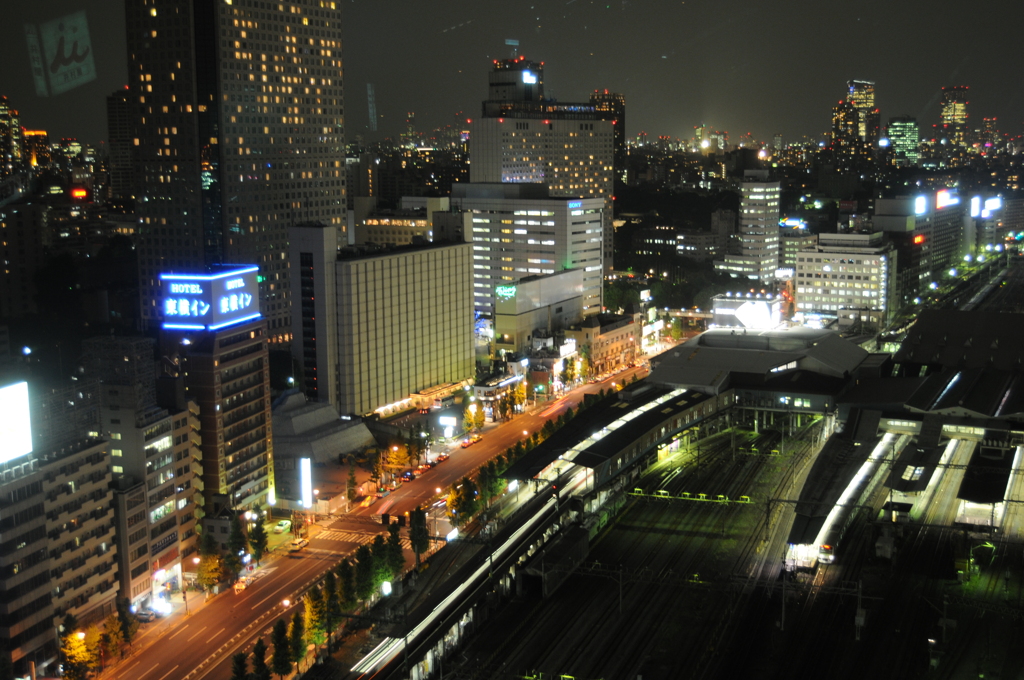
[290,224,475,416]
[0,204,48,319]
[886,116,919,166]
[157,265,274,514]
[874,192,972,304]
[830,99,861,164]
[590,90,626,180]
[21,130,50,168]
[941,86,969,146]
[125,0,346,340]
[714,172,780,282]
[846,80,880,146]
[106,88,134,201]
[81,336,202,610]
[0,96,23,180]
[470,57,615,272]
[450,182,605,316]
[794,231,895,330]
[0,379,119,677]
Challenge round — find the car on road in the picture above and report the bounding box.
[461,438,472,448]
[135,610,157,623]
[287,538,309,552]
[436,453,449,463]
[471,433,483,444]
[273,519,291,534]
[400,470,415,481]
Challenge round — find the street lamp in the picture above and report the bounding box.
[434,488,442,538]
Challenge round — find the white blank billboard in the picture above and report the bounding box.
[0,382,33,464]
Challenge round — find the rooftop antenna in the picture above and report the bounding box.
[505,38,519,59]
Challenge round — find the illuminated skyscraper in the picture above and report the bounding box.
[886,116,919,166]
[941,86,969,146]
[0,96,23,180]
[471,56,615,271]
[713,171,780,283]
[846,80,880,146]
[125,0,346,340]
[830,100,864,168]
[21,130,50,168]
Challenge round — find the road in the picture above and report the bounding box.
[103,363,650,680]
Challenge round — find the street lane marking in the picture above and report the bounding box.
[168,624,188,640]
[137,662,160,678]
[186,626,208,642]
[115,660,140,678]
[251,558,329,610]
[154,665,179,680]
[213,627,226,639]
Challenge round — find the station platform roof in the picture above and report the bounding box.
[503,384,710,480]
[649,327,869,395]
[959,445,1014,504]
[890,444,946,494]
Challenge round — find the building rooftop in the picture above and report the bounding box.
[649,327,869,394]
[336,238,465,262]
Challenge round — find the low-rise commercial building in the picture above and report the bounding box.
[566,312,641,377]
[494,270,584,356]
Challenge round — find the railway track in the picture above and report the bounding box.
[445,427,783,679]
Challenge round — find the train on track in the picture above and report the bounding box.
[785,432,903,571]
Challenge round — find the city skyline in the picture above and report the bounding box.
[1,0,1022,147]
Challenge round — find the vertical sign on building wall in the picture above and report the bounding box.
[300,458,313,509]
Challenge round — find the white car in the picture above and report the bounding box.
[273,520,291,534]
[287,538,309,552]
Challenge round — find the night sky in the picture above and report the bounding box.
[2,0,1022,147]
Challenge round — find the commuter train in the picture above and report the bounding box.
[786,433,900,571]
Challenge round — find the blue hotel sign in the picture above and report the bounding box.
[159,266,261,331]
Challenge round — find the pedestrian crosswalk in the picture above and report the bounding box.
[313,529,412,550]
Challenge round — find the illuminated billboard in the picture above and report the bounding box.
[160,265,261,331]
[0,382,33,464]
[711,295,781,330]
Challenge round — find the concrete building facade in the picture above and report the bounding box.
[290,224,475,417]
[82,336,202,609]
[715,173,781,282]
[451,183,604,317]
[494,270,585,355]
[794,231,895,330]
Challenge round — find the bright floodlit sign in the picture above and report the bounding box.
[936,190,959,210]
[495,285,517,300]
[24,11,97,97]
[521,70,537,84]
[300,457,313,509]
[0,382,33,464]
[160,266,260,331]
